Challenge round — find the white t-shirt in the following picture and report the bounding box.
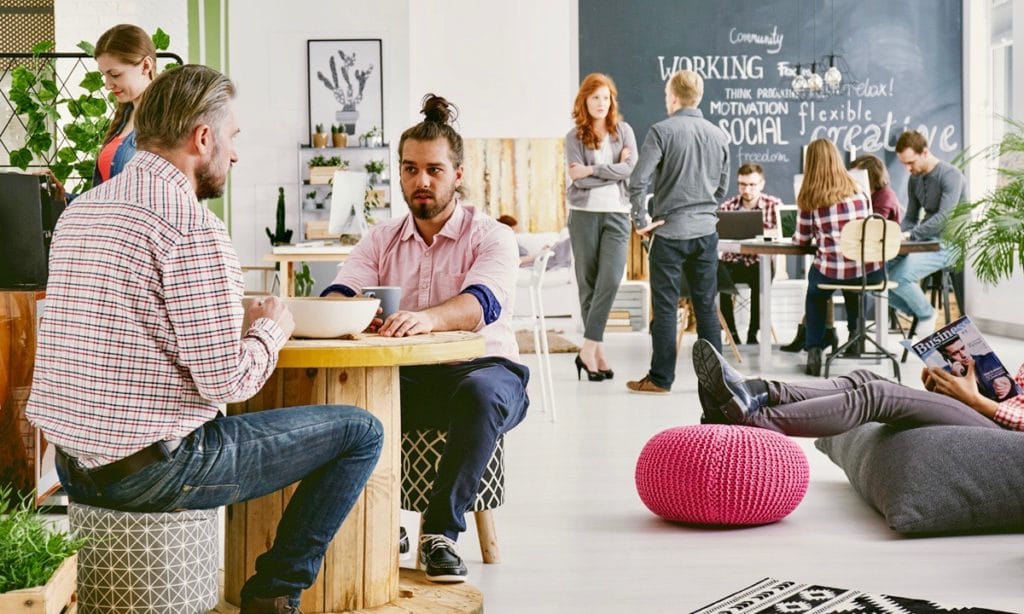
[569,135,629,213]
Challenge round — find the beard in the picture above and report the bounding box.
[405,183,457,220]
[195,141,227,200]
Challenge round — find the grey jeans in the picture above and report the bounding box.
[744,369,1000,437]
[567,209,630,341]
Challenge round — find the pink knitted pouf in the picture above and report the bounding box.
[635,425,809,525]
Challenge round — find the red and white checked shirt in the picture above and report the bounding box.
[993,364,1024,431]
[718,193,780,267]
[792,193,880,280]
[26,152,287,468]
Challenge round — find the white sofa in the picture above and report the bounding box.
[514,229,580,323]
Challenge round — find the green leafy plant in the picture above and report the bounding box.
[307,155,346,168]
[7,29,172,193]
[944,117,1024,286]
[363,188,383,225]
[315,123,325,134]
[293,262,314,297]
[0,485,85,593]
[265,187,293,246]
[364,159,386,175]
[330,124,339,135]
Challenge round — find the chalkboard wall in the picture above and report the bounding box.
[579,0,963,205]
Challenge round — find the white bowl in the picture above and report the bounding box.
[283,296,380,338]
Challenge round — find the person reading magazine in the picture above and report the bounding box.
[905,316,1021,403]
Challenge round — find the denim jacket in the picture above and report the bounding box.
[68,106,137,202]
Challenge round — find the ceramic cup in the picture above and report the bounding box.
[361,286,403,320]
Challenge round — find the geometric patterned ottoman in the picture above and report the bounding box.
[635,425,810,526]
[68,503,219,614]
[401,429,505,563]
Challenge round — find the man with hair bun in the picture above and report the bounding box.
[27,64,383,614]
[323,94,529,583]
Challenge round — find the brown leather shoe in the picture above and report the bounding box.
[240,596,301,614]
[626,376,670,394]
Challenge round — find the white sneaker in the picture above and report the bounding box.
[914,313,937,337]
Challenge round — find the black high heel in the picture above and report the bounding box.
[822,326,839,353]
[781,323,805,353]
[805,347,823,376]
[599,369,614,379]
[575,355,605,381]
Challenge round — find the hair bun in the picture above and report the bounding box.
[420,94,457,124]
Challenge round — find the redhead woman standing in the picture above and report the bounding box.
[565,73,637,381]
[794,139,881,376]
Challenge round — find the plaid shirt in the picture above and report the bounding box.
[26,152,286,468]
[718,193,781,266]
[993,364,1024,431]
[792,194,880,280]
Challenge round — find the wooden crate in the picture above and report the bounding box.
[309,166,344,184]
[0,554,77,614]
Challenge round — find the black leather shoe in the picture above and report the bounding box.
[697,384,728,424]
[692,339,768,423]
[805,347,823,376]
[781,323,805,353]
[419,534,468,583]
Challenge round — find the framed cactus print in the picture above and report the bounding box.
[307,39,383,146]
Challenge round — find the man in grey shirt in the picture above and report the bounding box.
[890,130,966,335]
[625,69,729,395]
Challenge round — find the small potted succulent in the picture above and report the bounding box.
[364,159,386,185]
[303,190,318,210]
[312,123,328,148]
[331,124,347,148]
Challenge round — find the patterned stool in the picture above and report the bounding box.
[401,429,505,563]
[635,425,809,525]
[69,503,218,614]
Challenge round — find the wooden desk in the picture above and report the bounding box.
[265,245,355,297]
[718,239,940,367]
[224,331,486,613]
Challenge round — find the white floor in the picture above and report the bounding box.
[423,325,1024,613]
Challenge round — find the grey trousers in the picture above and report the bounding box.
[567,209,630,342]
[744,369,1000,437]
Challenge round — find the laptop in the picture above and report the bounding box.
[717,209,765,240]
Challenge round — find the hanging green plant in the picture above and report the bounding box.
[6,28,172,193]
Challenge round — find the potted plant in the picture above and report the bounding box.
[358,125,383,147]
[363,187,384,225]
[364,159,386,185]
[0,486,83,612]
[312,123,328,148]
[945,117,1024,286]
[303,190,318,210]
[293,262,315,297]
[331,124,347,148]
[307,155,348,184]
[265,187,293,246]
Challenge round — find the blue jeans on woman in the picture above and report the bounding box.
[805,266,885,349]
[55,405,383,609]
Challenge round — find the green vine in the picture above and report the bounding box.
[0,486,85,592]
[6,29,173,193]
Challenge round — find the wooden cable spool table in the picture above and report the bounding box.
[222,331,486,613]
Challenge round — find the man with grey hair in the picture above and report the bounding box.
[27,64,382,614]
[626,69,730,399]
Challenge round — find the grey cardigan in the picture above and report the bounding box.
[565,121,638,211]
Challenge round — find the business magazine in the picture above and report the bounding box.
[901,315,1022,402]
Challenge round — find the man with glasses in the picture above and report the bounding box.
[718,162,781,345]
[890,130,966,336]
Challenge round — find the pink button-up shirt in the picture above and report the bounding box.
[331,204,520,361]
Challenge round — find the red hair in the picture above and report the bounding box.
[572,73,621,150]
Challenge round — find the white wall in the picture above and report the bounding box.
[54,1,188,65]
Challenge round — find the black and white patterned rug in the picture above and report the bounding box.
[692,578,1017,614]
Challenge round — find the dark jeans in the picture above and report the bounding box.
[55,405,383,608]
[720,260,763,341]
[744,369,1000,436]
[648,233,721,389]
[804,266,884,349]
[400,356,529,540]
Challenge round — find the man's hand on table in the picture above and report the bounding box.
[244,296,295,338]
[377,310,435,337]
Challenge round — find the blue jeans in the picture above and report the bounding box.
[400,357,529,540]
[56,405,383,608]
[648,233,721,389]
[886,248,949,318]
[805,267,884,349]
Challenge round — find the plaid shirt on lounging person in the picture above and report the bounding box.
[792,193,880,280]
[26,152,287,468]
[993,364,1024,431]
[718,193,781,267]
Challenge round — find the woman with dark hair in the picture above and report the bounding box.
[564,73,637,382]
[40,24,156,198]
[794,138,881,376]
[850,154,902,223]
